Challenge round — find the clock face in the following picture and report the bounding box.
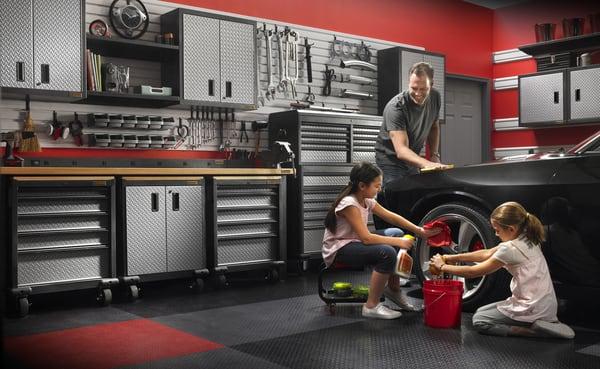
[121,5,142,29]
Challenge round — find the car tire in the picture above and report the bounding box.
[414,202,510,312]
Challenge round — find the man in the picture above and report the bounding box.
[375,62,449,188]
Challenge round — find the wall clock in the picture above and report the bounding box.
[109,0,149,39]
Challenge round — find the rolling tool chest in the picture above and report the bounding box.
[120,177,208,298]
[8,176,118,317]
[208,176,286,287]
[267,110,381,268]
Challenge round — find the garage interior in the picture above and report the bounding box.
[1,0,600,368]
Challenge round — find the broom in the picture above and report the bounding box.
[19,95,41,152]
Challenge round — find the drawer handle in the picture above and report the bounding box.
[172,192,180,211]
[16,61,24,82]
[37,64,50,85]
[225,81,232,98]
[553,91,559,104]
[151,193,159,212]
[575,89,581,102]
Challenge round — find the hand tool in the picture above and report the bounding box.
[304,86,316,104]
[289,31,299,98]
[304,37,314,83]
[340,59,377,71]
[239,121,249,143]
[339,74,373,85]
[265,26,277,100]
[69,112,84,146]
[256,26,266,106]
[322,66,336,96]
[340,89,373,99]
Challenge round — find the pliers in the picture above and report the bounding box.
[239,121,249,143]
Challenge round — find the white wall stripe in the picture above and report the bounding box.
[492,49,531,64]
[493,117,522,131]
[493,76,518,90]
[493,145,573,160]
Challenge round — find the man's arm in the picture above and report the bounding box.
[427,120,441,163]
[390,130,437,169]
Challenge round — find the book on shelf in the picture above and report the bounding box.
[86,49,103,92]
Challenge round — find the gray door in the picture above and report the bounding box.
[126,186,167,275]
[0,0,34,88]
[424,54,445,119]
[33,0,82,91]
[442,77,482,167]
[569,67,600,121]
[519,71,565,124]
[220,20,256,105]
[166,185,205,272]
[183,14,220,102]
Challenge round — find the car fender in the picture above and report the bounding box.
[409,190,494,221]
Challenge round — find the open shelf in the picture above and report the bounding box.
[86,35,179,61]
[519,32,600,57]
[77,91,180,108]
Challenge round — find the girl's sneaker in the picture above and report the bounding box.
[362,303,402,319]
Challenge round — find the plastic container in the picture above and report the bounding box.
[92,133,110,147]
[162,117,176,129]
[137,135,151,148]
[123,135,138,148]
[123,115,137,128]
[163,135,177,149]
[109,134,124,147]
[89,113,109,127]
[394,234,414,278]
[108,114,123,128]
[136,115,150,129]
[150,135,164,148]
[332,282,352,297]
[423,279,463,328]
[149,116,163,130]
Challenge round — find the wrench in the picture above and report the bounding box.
[265,28,277,100]
[277,28,288,93]
[289,31,299,98]
[256,27,265,106]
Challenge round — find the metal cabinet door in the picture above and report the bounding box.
[33,0,82,91]
[183,14,220,102]
[519,71,566,125]
[423,54,445,119]
[125,186,167,275]
[0,0,34,88]
[570,67,600,121]
[166,185,205,272]
[220,20,256,105]
[401,50,423,92]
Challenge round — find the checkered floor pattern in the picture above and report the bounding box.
[3,271,600,369]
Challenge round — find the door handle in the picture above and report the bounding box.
[575,89,581,102]
[208,79,214,96]
[172,192,180,211]
[225,81,232,98]
[16,62,24,82]
[37,64,50,85]
[151,192,159,212]
[553,91,559,104]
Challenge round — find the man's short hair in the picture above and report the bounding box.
[409,62,434,82]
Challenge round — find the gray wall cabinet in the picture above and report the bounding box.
[378,47,446,120]
[519,65,600,126]
[0,0,83,93]
[161,9,256,109]
[123,179,206,278]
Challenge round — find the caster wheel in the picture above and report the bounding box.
[192,278,204,292]
[97,288,112,306]
[128,285,139,301]
[214,275,227,290]
[267,269,279,284]
[328,303,336,315]
[17,297,29,317]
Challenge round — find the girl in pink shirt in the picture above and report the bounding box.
[322,162,439,319]
[431,201,575,339]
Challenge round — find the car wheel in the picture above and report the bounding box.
[414,202,510,312]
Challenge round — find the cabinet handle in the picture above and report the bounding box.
[16,62,24,82]
[172,192,180,211]
[208,79,214,96]
[225,81,232,98]
[575,89,581,102]
[151,192,159,212]
[37,64,50,85]
[553,91,559,104]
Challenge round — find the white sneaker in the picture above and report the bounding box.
[362,303,402,319]
[383,286,423,312]
[531,320,575,339]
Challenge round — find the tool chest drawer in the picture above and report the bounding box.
[209,176,286,277]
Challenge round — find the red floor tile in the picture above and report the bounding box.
[5,318,224,369]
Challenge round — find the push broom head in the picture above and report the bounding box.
[19,95,41,152]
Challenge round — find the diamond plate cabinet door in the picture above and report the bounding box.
[519,71,566,125]
[125,186,167,275]
[569,66,600,122]
[0,0,34,88]
[220,20,256,105]
[182,14,220,102]
[166,185,206,272]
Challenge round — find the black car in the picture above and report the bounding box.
[384,129,600,311]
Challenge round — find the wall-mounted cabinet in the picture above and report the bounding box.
[519,65,600,127]
[377,47,446,120]
[0,0,84,98]
[161,8,257,109]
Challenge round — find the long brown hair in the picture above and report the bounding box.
[491,201,545,245]
[324,162,382,233]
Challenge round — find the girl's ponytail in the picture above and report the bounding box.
[524,212,545,245]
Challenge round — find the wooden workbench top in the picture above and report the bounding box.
[0,167,295,176]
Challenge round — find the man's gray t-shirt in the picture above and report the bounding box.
[375,89,441,175]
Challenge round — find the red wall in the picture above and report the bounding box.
[492,0,600,149]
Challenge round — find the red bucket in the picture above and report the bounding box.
[423,280,464,328]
